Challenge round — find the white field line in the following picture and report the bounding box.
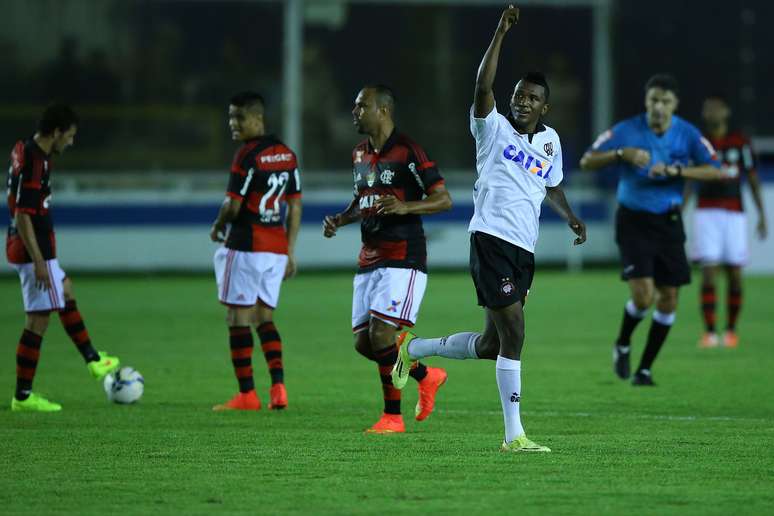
[437,409,773,424]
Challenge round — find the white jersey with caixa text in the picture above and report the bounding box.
[468,103,564,253]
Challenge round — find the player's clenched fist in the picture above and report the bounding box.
[210,223,226,243]
[622,148,651,168]
[497,4,520,34]
[323,215,340,238]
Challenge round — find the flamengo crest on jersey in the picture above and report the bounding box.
[468,103,564,254]
[351,131,445,273]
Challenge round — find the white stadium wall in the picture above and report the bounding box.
[1,185,772,274]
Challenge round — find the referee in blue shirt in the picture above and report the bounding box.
[581,74,727,385]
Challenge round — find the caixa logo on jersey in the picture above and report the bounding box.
[502,145,553,180]
[359,194,381,210]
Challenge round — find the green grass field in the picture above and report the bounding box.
[1,270,773,515]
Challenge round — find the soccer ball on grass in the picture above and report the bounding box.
[103,367,144,404]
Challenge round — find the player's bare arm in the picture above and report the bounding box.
[284,197,302,279]
[580,148,651,171]
[681,179,694,211]
[210,196,242,243]
[648,163,728,181]
[545,186,587,245]
[375,186,452,216]
[474,5,519,118]
[15,212,51,290]
[747,171,768,239]
[323,198,361,238]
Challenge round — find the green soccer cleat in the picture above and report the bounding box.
[87,351,120,381]
[11,392,62,412]
[391,331,417,390]
[500,435,551,453]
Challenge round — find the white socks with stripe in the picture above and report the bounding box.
[496,355,524,443]
[407,332,480,360]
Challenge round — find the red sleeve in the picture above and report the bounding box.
[225,145,253,200]
[406,140,444,195]
[285,164,302,200]
[14,144,42,214]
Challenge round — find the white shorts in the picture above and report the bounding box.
[12,259,66,312]
[692,208,748,266]
[214,247,288,309]
[352,267,428,332]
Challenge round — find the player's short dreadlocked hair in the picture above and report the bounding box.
[38,104,79,136]
[520,72,550,102]
[645,74,679,96]
[230,91,265,113]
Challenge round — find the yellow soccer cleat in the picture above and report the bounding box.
[11,392,62,412]
[391,331,417,390]
[500,435,551,453]
[87,351,120,381]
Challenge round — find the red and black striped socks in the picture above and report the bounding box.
[257,322,284,385]
[15,329,43,400]
[727,287,742,331]
[59,300,99,363]
[409,362,428,382]
[374,345,401,415]
[229,326,255,393]
[701,283,717,333]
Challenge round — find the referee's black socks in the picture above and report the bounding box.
[616,300,648,348]
[637,311,675,372]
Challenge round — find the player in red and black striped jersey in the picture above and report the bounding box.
[6,104,120,412]
[6,140,55,265]
[323,85,452,433]
[352,130,445,273]
[688,95,767,348]
[210,92,302,411]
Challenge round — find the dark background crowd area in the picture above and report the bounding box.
[0,0,771,181]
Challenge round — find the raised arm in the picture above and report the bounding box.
[474,5,520,118]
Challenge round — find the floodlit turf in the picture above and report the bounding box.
[1,270,773,515]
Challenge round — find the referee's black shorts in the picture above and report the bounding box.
[469,231,534,309]
[615,205,691,287]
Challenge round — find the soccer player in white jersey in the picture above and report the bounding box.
[390,5,586,452]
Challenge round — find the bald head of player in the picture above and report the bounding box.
[509,72,550,133]
[644,74,679,135]
[352,85,395,137]
[229,91,265,141]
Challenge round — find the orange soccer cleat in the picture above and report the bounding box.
[698,332,720,349]
[415,367,448,421]
[268,383,288,410]
[365,413,405,434]
[212,390,261,411]
[723,331,739,348]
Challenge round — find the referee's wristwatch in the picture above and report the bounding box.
[668,164,683,177]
